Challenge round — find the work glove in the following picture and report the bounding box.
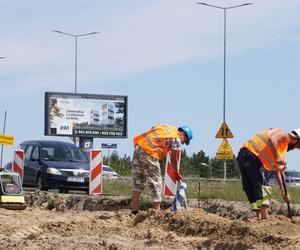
[174,171,183,182]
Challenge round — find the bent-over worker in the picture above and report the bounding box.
[131,124,193,214]
[237,128,300,219]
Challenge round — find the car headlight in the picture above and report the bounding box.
[47,167,62,175]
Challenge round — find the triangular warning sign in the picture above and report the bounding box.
[215,122,234,138]
[217,138,233,154]
[216,138,234,160]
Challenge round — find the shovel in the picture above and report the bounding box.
[281,173,293,221]
[281,173,300,224]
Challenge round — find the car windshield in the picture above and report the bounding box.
[41,146,88,163]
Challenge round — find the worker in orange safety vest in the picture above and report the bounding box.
[130,124,193,214]
[237,128,300,220]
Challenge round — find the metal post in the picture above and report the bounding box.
[224,160,227,180]
[197,2,253,181]
[53,30,99,146]
[75,35,78,93]
[198,166,201,208]
[198,179,201,208]
[73,28,77,146]
[108,148,110,166]
[0,110,7,168]
[223,9,227,180]
[223,8,226,123]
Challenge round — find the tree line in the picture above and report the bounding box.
[103,149,240,179]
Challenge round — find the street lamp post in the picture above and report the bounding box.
[53,30,98,145]
[197,2,253,180]
[53,30,99,93]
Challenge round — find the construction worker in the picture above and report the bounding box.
[131,124,193,214]
[237,128,300,220]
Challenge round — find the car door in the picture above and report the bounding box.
[23,145,34,186]
[30,146,41,185]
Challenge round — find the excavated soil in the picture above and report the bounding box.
[0,191,300,250]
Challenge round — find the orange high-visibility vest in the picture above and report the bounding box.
[134,124,179,160]
[243,129,289,172]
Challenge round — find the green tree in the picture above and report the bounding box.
[101,149,240,179]
[103,152,131,176]
[210,157,240,179]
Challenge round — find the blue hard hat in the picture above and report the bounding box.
[178,125,193,145]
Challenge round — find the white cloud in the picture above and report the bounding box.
[0,0,300,97]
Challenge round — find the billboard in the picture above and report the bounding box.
[44,92,127,138]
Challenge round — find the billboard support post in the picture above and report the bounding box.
[0,110,7,168]
[101,143,117,166]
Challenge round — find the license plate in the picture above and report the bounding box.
[67,177,84,183]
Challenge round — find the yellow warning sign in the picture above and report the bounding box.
[0,134,14,146]
[216,138,234,160]
[215,122,234,138]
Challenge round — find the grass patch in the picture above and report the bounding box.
[101,177,300,204]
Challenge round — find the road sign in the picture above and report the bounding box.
[0,134,14,146]
[215,122,234,138]
[216,138,234,160]
[101,143,117,149]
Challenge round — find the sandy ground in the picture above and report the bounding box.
[0,191,300,250]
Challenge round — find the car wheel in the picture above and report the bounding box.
[37,174,48,191]
[59,188,64,193]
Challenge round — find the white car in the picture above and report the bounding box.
[102,165,119,179]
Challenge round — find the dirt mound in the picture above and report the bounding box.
[0,191,294,249]
[1,206,299,249]
[25,191,300,220]
[25,191,131,212]
[132,209,300,249]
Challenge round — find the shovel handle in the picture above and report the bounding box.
[281,174,292,220]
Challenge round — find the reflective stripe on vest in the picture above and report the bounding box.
[134,124,178,159]
[243,130,288,172]
[247,136,276,171]
[142,130,165,157]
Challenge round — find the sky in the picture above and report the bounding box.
[1,0,300,171]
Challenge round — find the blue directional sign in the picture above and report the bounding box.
[101,143,117,149]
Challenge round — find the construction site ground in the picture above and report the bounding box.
[1,191,300,250]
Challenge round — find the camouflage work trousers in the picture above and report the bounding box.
[131,147,162,202]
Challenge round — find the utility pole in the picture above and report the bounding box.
[198,2,253,180]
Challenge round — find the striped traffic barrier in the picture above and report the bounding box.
[89,149,103,195]
[12,149,25,183]
[163,150,181,197]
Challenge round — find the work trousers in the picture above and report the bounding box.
[237,148,268,209]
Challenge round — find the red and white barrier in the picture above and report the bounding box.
[89,149,103,195]
[12,149,25,183]
[163,150,181,197]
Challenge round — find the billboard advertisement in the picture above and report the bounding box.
[44,92,127,138]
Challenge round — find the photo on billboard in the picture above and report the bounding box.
[44,92,127,138]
